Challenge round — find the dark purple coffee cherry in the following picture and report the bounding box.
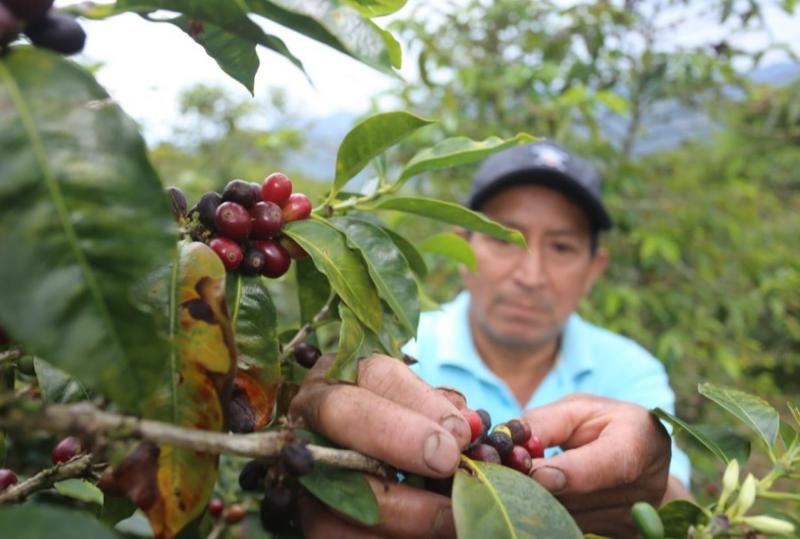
[0,4,22,47]
[476,409,491,431]
[227,390,256,433]
[260,485,294,534]
[281,441,313,477]
[197,192,222,230]
[241,248,267,276]
[503,445,532,474]
[166,186,187,222]
[215,201,252,240]
[466,443,501,464]
[222,179,259,208]
[24,12,86,55]
[506,419,531,444]
[3,0,54,21]
[293,342,321,369]
[52,436,81,464]
[486,431,514,458]
[238,460,268,492]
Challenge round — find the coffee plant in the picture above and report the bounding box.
[0,1,797,538]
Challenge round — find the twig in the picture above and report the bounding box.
[0,403,388,478]
[0,454,94,504]
[278,295,335,364]
[206,519,226,539]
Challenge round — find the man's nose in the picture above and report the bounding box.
[512,246,547,289]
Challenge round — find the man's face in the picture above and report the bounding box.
[464,184,608,350]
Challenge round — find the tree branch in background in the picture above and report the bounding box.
[0,454,95,505]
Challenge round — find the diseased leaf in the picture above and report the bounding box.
[396,133,535,187]
[417,232,476,271]
[284,219,382,333]
[699,383,780,449]
[453,458,582,539]
[298,463,380,526]
[0,46,174,414]
[653,408,751,464]
[368,197,526,246]
[331,216,419,335]
[333,111,434,195]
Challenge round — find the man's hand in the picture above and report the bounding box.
[522,393,671,537]
[289,353,468,538]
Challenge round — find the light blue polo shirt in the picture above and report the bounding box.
[404,291,691,487]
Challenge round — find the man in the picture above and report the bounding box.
[291,142,691,537]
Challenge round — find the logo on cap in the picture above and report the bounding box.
[529,145,569,171]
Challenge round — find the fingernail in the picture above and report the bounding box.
[440,414,470,444]
[430,505,455,539]
[423,431,459,474]
[436,386,467,409]
[530,466,567,493]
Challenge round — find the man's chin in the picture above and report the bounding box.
[483,324,560,350]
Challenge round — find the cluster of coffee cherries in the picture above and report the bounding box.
[0,0,85,54]
[0,435,82,493]
[460,408,545,475]
[168,173,311,278]
[210,440,313,533]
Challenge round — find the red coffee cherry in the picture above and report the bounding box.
[252,240,291,278]
[209,238,243,270]
[215,201,252,240]
[503,445,533,475]
[524,435,545,459]
[250,201,284,239]
[224,504,247,524]
[461,409,484,443]
[465,443,501,464]
[207,498,224,518]
[0,469,18,491]
[52,436,81,465]
[281,193,312,222]
[261,172,292,207]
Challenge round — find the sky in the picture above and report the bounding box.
[54,1,800,144]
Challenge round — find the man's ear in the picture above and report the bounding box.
[584,246,609,294]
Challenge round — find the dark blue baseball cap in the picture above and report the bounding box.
[468,141,613,230]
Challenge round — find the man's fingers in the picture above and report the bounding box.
[569,505,637,537]
[521,393,611,449]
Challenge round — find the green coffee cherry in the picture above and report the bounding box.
[631,501,664,539]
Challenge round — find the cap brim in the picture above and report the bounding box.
[468,168,613,230]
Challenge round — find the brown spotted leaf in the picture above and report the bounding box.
[111,242,237,538]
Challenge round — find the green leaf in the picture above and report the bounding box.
[342,0,408,17]
[653,409,750,464]
[368,197,526,246]
[228,275,279,373]
[379,226,428,278]
[698,383,781,449]
[247,0,401,72]
[115,0,306,76]
[778,420,798,450]
[331,216,419,335]
[453,459,582,539]
[54,479,104,506]
[417,232,476,271]
[34,358,88,404]
[298,463,380,526]
[0,47,174,414]
[284,219,383,333]
[327,304,367,382]
[396,133,535,187]
[658,500,707,539]
[162,16,259,95]
[295,257,332,326]
[0,504,118,539]
[333,112,434,195]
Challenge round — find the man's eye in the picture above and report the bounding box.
[552,242,577,253]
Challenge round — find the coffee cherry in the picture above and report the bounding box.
[52,436,81,464]
[261,172,292,207]
[215,201,252,240]
[239,460,268,492]
[241,248,267,276]
[506,419,531,444]
[282,193,312,222]
[281,441,314,477]
[0,469,18,491]
[0,4,22,47]
[3,0,54,21]
[250,201,284,239]
[260,485,294,534]
[524,435,545,459]
[486,431,514,458]
[476,409,491,431]
[293,342,321,369]
[24,12,86,55]
[466,443,501,464]
[224,504,247,524]
[279,236,308,260]
[503,445,532,475]
[492,424,513,439]
[197,192,222,230]
[252,240,291,278]
[222,179,259,208]
[209,237,243,270]
[207,498,224,518]
[166,186,187,222]
[228,390,256,434]
[461,409,483,443]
